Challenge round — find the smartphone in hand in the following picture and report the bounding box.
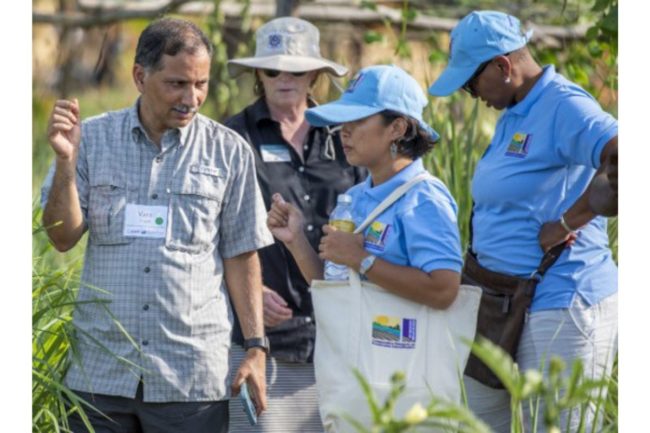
[240,382,258,426]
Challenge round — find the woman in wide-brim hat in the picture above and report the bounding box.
[224,16,366,433]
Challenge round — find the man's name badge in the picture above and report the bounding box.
[124,204,168,238]
[260,144,291,162]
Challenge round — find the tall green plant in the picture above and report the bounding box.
[423,97,490,249]
[32,206,141,432]
[32,207,93,433]
[346,370,492,433]
[347,338,616,432]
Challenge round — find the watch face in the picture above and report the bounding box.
[360,255,376,275]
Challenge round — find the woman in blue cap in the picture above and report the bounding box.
[268,64,463,324]
[429,10,618,433]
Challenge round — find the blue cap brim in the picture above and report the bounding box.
[306,101,383,127]
[428,63,480,97]
[307,101,440,142]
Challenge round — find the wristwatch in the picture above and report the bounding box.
[358,254,377,277]
[243,336,270,354]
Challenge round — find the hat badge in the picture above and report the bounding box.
[268,33,282,48]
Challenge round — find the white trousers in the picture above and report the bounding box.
[465,293,618,433]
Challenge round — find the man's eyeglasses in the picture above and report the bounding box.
[261,69,307,78]
[462,60,490,97]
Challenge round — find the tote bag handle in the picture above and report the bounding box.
[353,173,431,235]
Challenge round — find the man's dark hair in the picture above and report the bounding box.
[379,110,438,159]
[135,17,213,70]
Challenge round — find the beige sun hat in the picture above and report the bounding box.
[227,17,348,77]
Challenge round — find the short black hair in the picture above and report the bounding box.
[135,17,213,70]
[379,110,438,159]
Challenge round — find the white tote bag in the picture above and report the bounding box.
[311,174,481,433]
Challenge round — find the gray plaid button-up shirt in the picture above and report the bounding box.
[41,102,274,402]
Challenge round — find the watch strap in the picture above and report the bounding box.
[243,336,270,354]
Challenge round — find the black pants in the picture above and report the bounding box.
[67,382,229,433]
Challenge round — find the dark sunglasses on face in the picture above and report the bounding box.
[261,69,307,78]
[462,52,512,96]
[462,60,490,96]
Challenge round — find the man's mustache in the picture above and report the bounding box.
[172,105,198,114]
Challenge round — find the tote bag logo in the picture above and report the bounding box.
[372,315,416,349]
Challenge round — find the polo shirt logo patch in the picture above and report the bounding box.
[505,132,532,158]
[364,221,389,252]
[372,315,416,349]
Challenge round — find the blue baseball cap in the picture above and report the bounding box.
[306,65,439,141]
[428,11,533,96]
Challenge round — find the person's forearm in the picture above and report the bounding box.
[562,136,618,230]
[561,175,600,231]
[224,251,265,339]
[363,259,460,310]
[284,233,324,282]
[43,157,86,252]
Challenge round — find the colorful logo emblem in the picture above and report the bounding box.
[345,72,365,93]
[364,221,390,252]
[372,315,417,349]
[505,132,532,158]
[268,33,282,49]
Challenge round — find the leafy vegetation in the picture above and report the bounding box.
[347,339,617,433]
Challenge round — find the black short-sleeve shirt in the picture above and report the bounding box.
[225,98,366,362]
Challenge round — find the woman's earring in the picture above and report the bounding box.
[504,76,511,84]
[390,142,398,159]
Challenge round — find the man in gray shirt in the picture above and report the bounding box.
[41,18,274,432]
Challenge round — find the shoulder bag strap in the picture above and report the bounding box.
[353,172,430,235]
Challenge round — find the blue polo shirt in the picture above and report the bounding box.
[471,65,618,312]
[345,159,463,274]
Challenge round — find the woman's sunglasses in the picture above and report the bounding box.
[261,69,307,78]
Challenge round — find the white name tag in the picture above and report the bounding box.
[260,144,291,162]
[124,204,168,238]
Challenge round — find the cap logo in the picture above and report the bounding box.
[345,72,365,94]
[268,33,282,49]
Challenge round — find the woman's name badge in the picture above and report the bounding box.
[123,204,168,238]
[260,144,291,162]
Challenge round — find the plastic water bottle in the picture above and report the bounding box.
[324,194,356,281]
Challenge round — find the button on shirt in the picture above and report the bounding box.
[346,159,463,274]
[40,102,274,402]
[225,98,365,361]
[471,65,618,311]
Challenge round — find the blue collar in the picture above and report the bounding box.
[508,65,556,116]
[363,159,426,201]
